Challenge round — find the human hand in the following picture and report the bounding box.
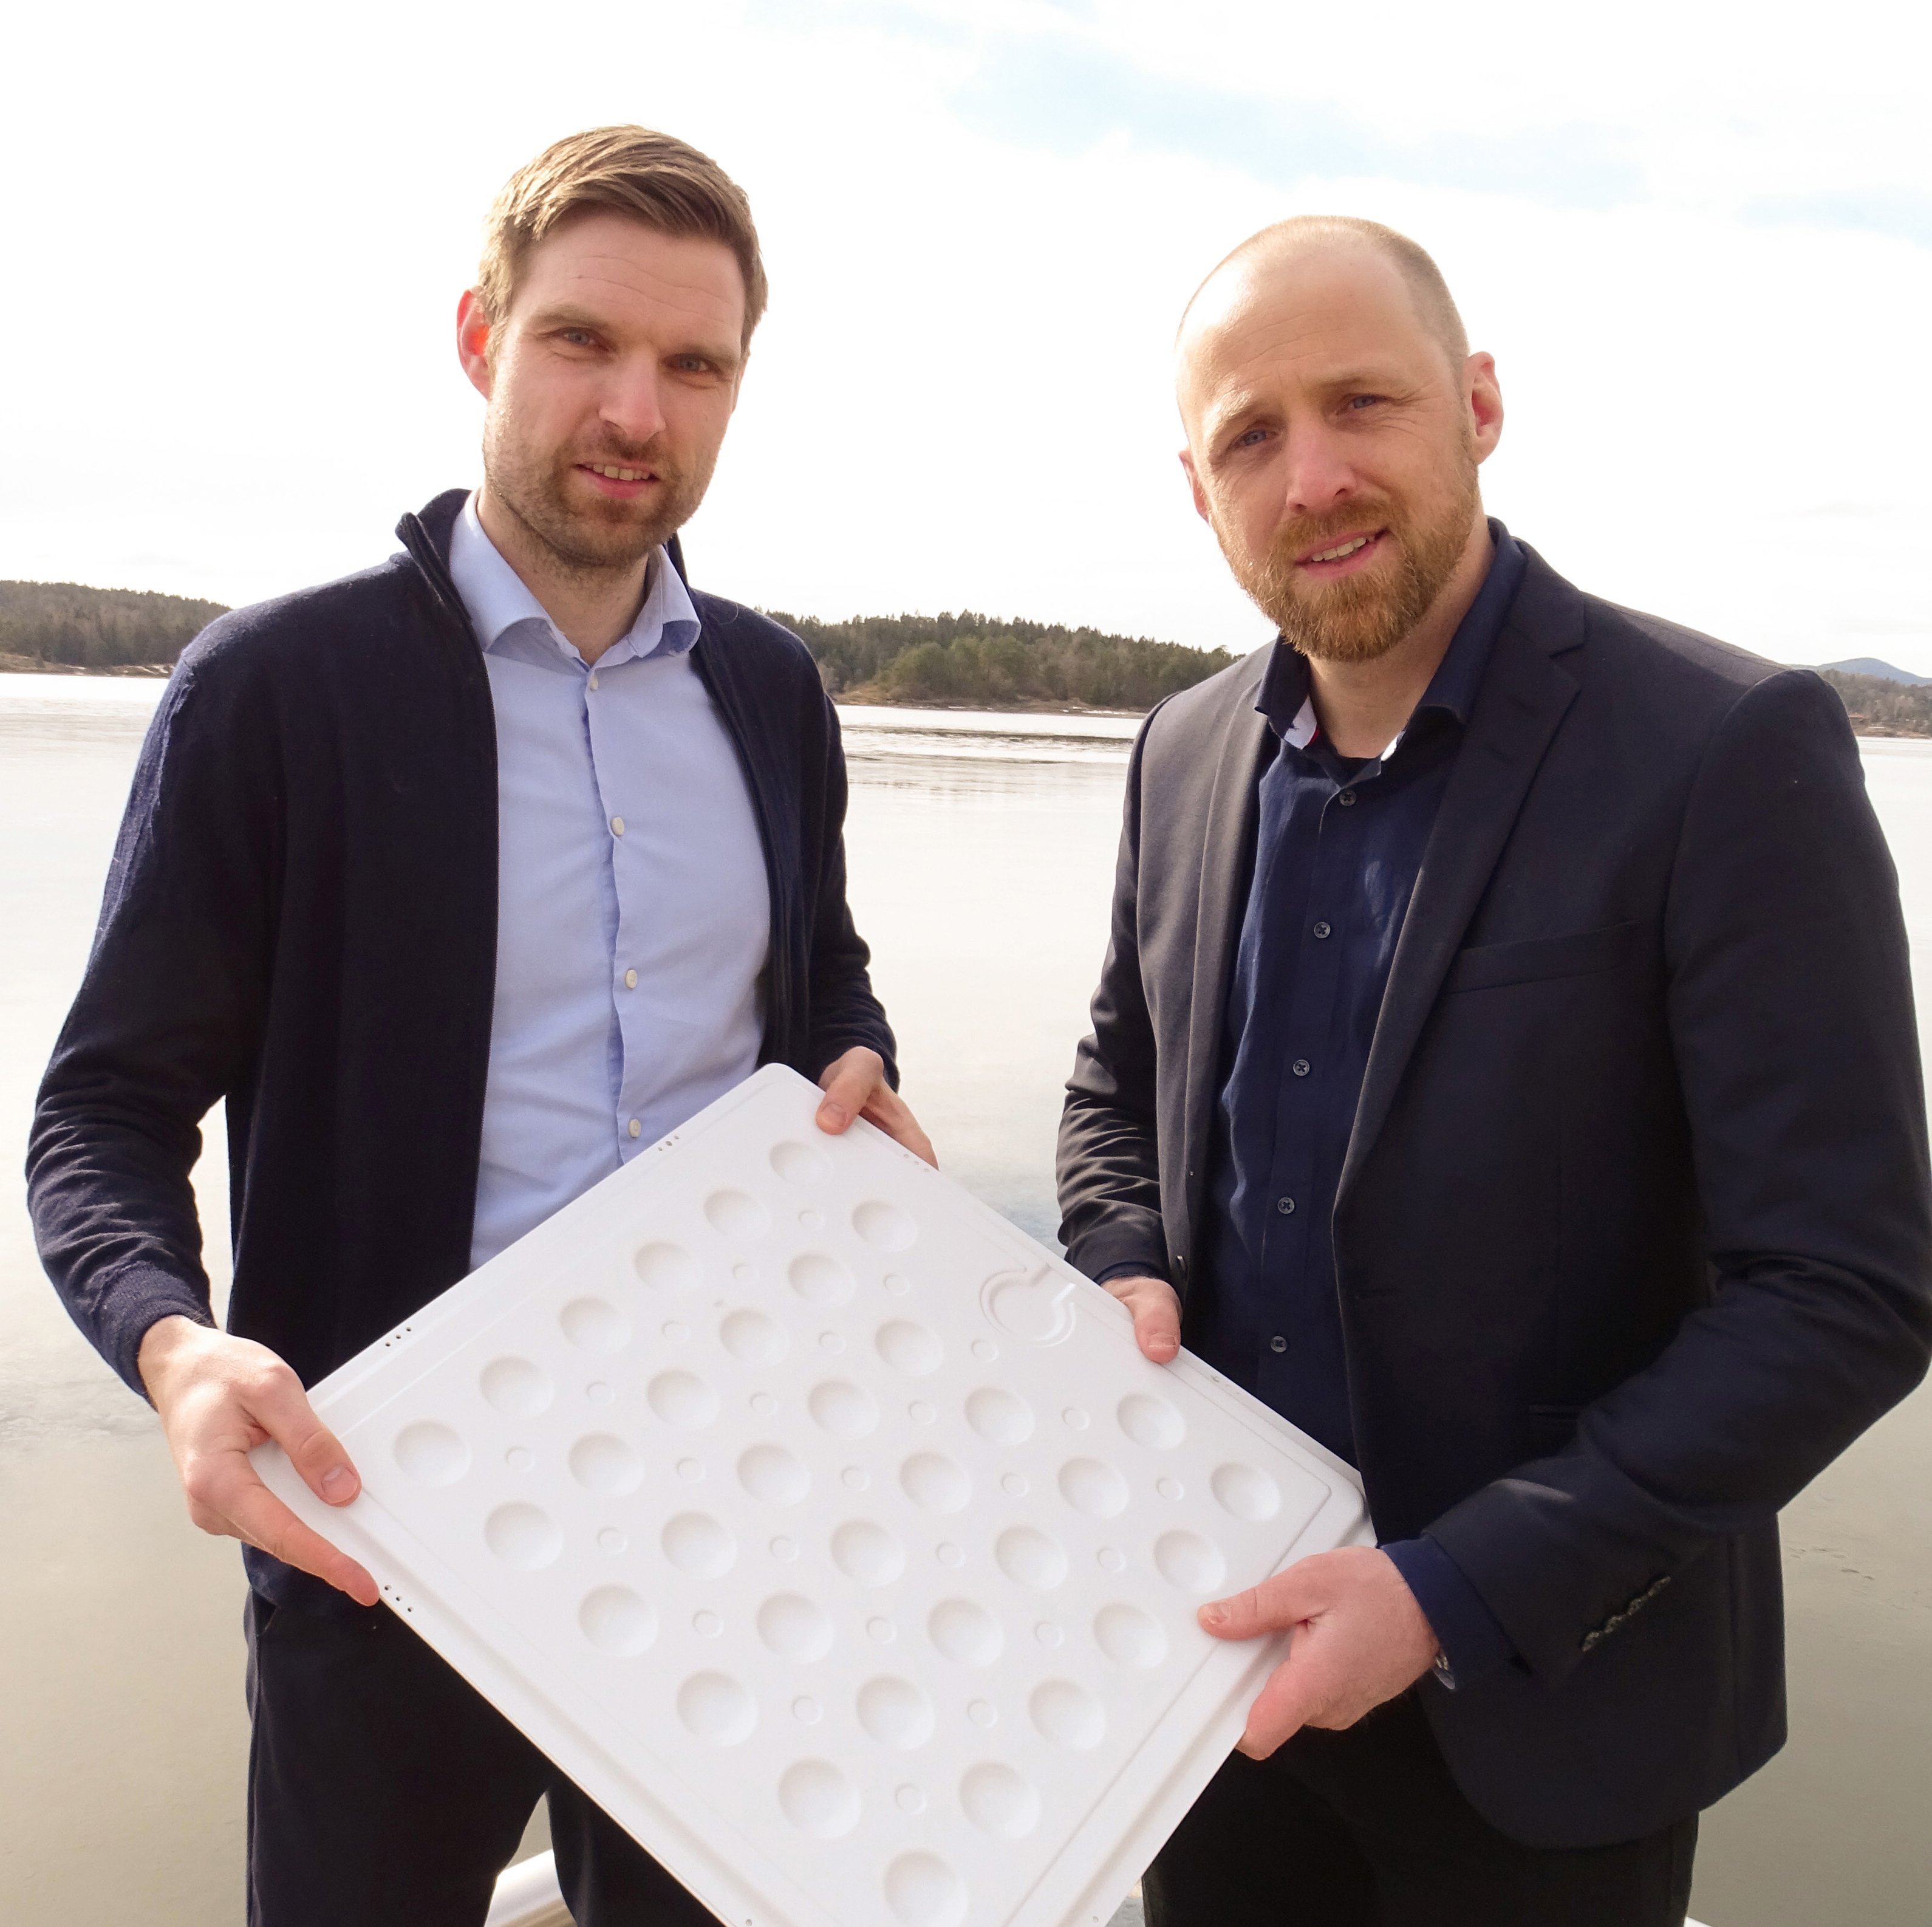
[1200,1545,1439,1758]
[1103,1273,1182,1364]
[814,1047,937,1167]
[138,1315,378,1607]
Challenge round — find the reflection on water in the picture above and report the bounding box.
[1,677,1928,1925]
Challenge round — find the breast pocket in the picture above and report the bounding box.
[1442,919,1655,995]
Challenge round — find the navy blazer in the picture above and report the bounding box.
[29,491,895,1555]
[1057,544,1932,1847]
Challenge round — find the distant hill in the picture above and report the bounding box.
[766,608,1239,712]
[1815,668,1932,738]
[1821,657,1932,686]
[0,579,227,672]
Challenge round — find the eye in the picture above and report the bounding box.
[1233,426,1270,450]
[559,327,597,347]
[1345,393,1384,411]
[671,354,712,374]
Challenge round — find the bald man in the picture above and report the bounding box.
[1057,217,1932,1924]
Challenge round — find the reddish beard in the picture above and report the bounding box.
[482,420,708,577]
[1223,469,1480,664]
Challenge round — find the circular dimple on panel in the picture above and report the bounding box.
[647,1369,719,1429]
[819,1331,847,1354]
[971,1338,998,1361]
[1212,1462,1283,1521]
[505,1446,534,1473]
[960,1762,1040,1840]
[703,1189,768,1239]
[757,1593,834,1662]
[929,1599,1003,1666]
[1157,1476,1184,1500]
[485,1503,561,1572]
[778,1759,860,1839]
[842,1466,870,1491]
[1155,1530,1227,1593]
[964,1386,1034,1445]
[787,1252,855,1309]
[831,1520,905,1586]
[909,1400,935,1425]
[884,1273,911,1296]
[1119,1392,1187,1449]
[967,1699,996,1728]
[1030,1678,1107,1750]
[808,1380,878,1439]
[771,1535,799,1561]
[480,1356,552,1418]
[661,1512,736,1579]
[1094,1602,1168,1668]
[739,1443,810,1507]
[884,1851,967,1927]
[901,1452,971,1513]
[677,1457,703,1482]
[634,1241,701,1293]
[995,1526,1068,1590]
[559,1297,629,1355]
[585,1381,613,1406]
[936,1542,964,1568]
[693,1610,723,1638]
[853,1200,918,1251]
[799,1208,824,1230]
[867,1616,898,1643]
[1063,1406,1090,1430]
[578,1585,655,1655]
[877,1320,943,1376]
[1059,1457,1129,1518]
[719,1307,788,1365]
[1001,1473,1029,1497]
[750,1392,779,1417]
[896,1784,926,1815]
[598,1527,626,1555]
[1097,1546,1125,1573]
[677,1672,756,1747]
[393,1421,469,1487]
[732,1263,756,1284]
[1036,1622,1063,1648]
[770,1139,833,1187]
[568,1433,642,1496]
[793,1695,822,1723]
[858,1676,935,1750]
[662,1320,689,1343]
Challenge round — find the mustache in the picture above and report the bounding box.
[1265,501,1399,570]
[564,435,679,473]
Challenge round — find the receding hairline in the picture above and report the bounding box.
[1177,216,1469,371]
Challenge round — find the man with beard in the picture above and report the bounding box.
[1058,216,1931,1923]
[29,127,930,1926]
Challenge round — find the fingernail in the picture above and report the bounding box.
[321,1466,354,1497]
[1199,1602,1227,1629]
[818,1103,849,1129]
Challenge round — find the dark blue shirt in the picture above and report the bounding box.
[1198,521,1526,1683]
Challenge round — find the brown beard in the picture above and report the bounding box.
[481,416,711,582]
[1220,460,1481,664]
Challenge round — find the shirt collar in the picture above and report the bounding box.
[1256,518,1527,758]
[446,490,701,669]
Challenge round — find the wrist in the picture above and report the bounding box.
[136,1313,213,1404]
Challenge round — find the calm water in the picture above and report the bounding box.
[2,677,1928,1925]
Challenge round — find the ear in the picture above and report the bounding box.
[456,289,496,401]
[1465,351,1503,464]
[1179,446,1212,524]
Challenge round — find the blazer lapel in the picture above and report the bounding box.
[1340,566,1585,1191]
[1179,653,1275,1244]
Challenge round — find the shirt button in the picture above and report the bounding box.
[589,673,599,691]
[624,968,638,990]
[1269,1335,1288,1354]
[1337,789,1358,808]
[627,1118,642,1139]
[1312,920,1332,939]
[610,815,626,837]
[1275,1196,1295,1216]
[1292,1058,1311,1077]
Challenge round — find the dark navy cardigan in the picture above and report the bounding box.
[29,488,895,1463]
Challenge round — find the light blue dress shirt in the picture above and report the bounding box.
[449,495,771,1269]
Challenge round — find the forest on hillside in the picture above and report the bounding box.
[0,580,228,671]
[767,608,1240,711]
[1815,669,1932,738]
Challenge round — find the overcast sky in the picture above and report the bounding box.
[4,0,1928,665]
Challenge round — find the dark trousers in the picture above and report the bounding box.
[1144,1693,1697,1927]
[244,1592,718,1927]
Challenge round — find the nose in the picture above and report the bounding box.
[1278,420,1357,520]
[601,354,667,449]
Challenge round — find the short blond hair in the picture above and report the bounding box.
[476,126,768,351]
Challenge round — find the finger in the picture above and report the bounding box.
[860,1090,938,1167]
[1236,1648,1326,1760]
[815,1050,882,1133]
[1104,1276,1182,1364]
[248,1364,361,1506]
[222,1472,380,1607]
[1200,1569,1311,1641]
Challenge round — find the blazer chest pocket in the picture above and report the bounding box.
[1443,918,1654,995]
